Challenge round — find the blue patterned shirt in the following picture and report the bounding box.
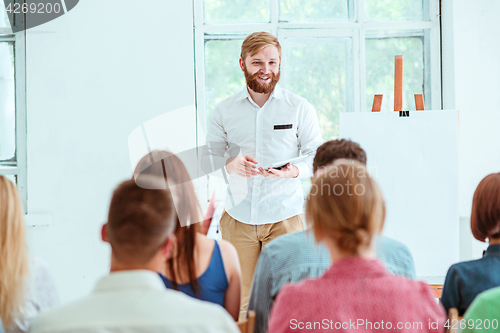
[247,230,415,333]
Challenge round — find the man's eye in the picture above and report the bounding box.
[253,62,260,65]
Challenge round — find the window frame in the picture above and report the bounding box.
[0,18,27,210]
[195,0,441,123]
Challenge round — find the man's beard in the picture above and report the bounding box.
[244,66,280,94]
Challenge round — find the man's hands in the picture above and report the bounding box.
[226,155,259,177]
[226,157,299,178]
[258,163,299,178]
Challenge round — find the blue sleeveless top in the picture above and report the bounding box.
[160,241,229,307]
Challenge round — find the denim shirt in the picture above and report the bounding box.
[441,244,500,316]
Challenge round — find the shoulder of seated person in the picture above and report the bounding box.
[388,277,434,296]
[169,292,237,323]
[259,231,312,261]
[28,257,56,280]
[379,236,410,251]
[267,230,307,248]
[275,280,313,302]
[196,233,214,245]
[30,256,50,270]
[474,287,500,305]
[216,238,233,250]
[448,256,489,272]
[175,291,229,311]
[31,292,234,331]
[217,239,238,259]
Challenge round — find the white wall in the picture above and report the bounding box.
[22,0,500,304]
[442,0,500,261]
[25,0,195,303]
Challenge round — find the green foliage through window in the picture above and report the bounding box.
[284,39,349,141]
[204,0,269,24]
[365,36,424,112]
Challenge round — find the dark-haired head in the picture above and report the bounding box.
[313,139,367,174]
[106,176,176,265]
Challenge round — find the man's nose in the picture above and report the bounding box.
[260,64,271,74]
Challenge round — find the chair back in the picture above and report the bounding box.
[237,310,256,333]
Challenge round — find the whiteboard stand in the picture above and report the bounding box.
[370,55,426,112]
[350,56,460,282]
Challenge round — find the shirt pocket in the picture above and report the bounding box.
[273,124,293,130]
[269,123,297,146]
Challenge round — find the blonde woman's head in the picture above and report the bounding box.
[306,161,385,256]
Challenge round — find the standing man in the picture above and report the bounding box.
[205,32,323,319]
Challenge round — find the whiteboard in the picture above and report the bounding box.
[340,110,459,277]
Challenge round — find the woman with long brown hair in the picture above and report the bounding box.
[0,176,59,332]
[134,150,241,320]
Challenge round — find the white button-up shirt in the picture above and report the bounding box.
[15,257,59,333]
[30,270,239,333]
[206,84,323,225]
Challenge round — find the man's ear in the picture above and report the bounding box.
[101,224,109,243]
[239,58,245,72]
[161,234,176,259]
[310,176,314,184]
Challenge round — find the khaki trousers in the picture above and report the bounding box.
[219,211,304,320]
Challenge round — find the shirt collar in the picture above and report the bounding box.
[271,83,284,99]
[485,244,500,257]
[322,257,388,279]
[93,270,166,293]
[236,83,285,102]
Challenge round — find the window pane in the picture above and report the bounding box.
[205,39,246,202]
[280,0,350,23]
[284,38,351,141]
[365,0,427,22]
[0,42,15,162]
[204,39,245,120]
[204,0,269,24]
[3,174,16,185]
[365,36,424,112]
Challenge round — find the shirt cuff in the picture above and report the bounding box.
[294,161,310,179]
[223,156,231,175]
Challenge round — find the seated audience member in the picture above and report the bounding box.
[268,162,445,333]
[133,151,242,320]
[248,139,416,333]
[461,285,500,333]
[441,172,500,316]
[0,176,59,333]
[30,176,239,333]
